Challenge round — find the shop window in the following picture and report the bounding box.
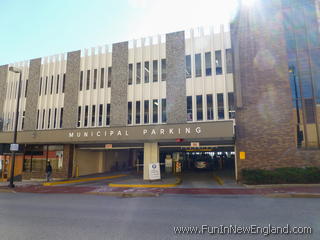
[153,99,158,123]
[144,100,149,124]
[207,94,214,120]
[144,62,149,83]
[217,93,225,119]
[100,68,105,88]
[215,50,223,75]
[195,53,202,77]
[187,96,193,121]
[186,55,192,78]
[196,95,203,121]
[205,52,212,76]
[136,101,141,124]
[128,102,132,124]
[161,59,166,81]
[153,60,158,82]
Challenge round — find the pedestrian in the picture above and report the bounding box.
[46,161,52,182]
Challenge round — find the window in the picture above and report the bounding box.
[42,109,45,129]
[226,49,233,74]
[144,62,149,83]
[39,77,42,96]
[207,94,214,120]
[196,95,203,121]
[153,60,158,82]
[153,99,158,123]
[217,93,224,119]
[186,55,192,78]
[84,105,88,127]
[56,75,60,94]
[161,59,166,81]
[98,104,103,126]
[54,108,57,129]
[48,109,51,129]
[93,69,97,89]
[106,104,110,126]
[128,102,132,124]
[136,62,141,84]
[215,51,223,75]
[25,79,28,97]
[144,100,149,124]
[50,76,53,94]
[128,64,133,85]
[107,67,112,87]
[228,92,235,119]
[62,74,66,93]
[304,98,316,123]
[36,110,39,129]
[136,101,141,124]
[92,105,96,126]
[195,53,202,77]
[44,77,48,95]
[100,68,105,88]
[60,108,63,128]
[79,71,83,91]
[22,111,25,130]
[86,70,90,90]
[187,96,193,121]
[162,98,166,123]
[205,52,212,76]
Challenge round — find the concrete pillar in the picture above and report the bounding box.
[143,142,159,180]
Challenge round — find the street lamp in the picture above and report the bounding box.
[8,66,22,188]
[289,65,303,147]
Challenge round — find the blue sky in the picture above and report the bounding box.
[0,0,237,65]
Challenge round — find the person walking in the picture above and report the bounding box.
[46,161,52,182]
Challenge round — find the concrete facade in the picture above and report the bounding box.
[24,58,41,131]
[232,0,320,178]
[63,51,81,129]
[0,65,8,123]
[110,41,128,127]
[166,31,187,124]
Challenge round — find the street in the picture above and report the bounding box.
[0,192,319,240]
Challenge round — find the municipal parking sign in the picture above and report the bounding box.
[149,163,161,180]
[10,144,19,152]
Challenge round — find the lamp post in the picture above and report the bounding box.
[289,65,303,147]
[8,66,22,188]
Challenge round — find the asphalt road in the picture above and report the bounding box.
[0,193,319,240]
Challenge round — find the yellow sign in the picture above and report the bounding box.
[239,151,246,160]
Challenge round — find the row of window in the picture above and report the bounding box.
[7,79,28,100]
[79,67,112,91]
[128,59,166,85]
[186,49,233,78]
[187,93,235,121]
[77,104,111,127]
[36,108,63,130]
[128,99,166,125]
[39,74,66,96]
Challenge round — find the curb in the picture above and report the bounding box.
[108,177,182,188]
[86,191,160,198]
[244,183,320,188]
[265,193,320,198]
[43,174,128,186]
